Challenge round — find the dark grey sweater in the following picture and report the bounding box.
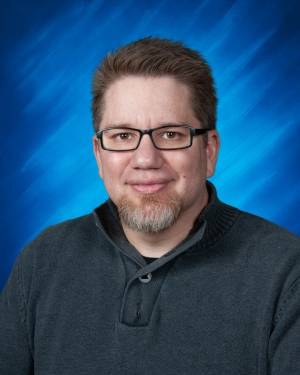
[1,185,300,375]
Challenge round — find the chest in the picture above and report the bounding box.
[31,255,269,374]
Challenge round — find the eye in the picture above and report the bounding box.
[116,132,132,140]
[107,130,137,141]
[161,130,183,139]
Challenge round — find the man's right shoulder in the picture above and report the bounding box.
[21,213,100,262]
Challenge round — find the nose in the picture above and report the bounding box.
[130,133,163,169]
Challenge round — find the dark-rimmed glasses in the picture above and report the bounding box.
[95,125,209,151]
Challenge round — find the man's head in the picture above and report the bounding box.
[92,38,219,234]
[92,37,217,132]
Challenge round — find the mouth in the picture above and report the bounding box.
[131,183,167,194]
[127,180,172,194]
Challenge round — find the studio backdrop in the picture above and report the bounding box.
[1,0,299,290]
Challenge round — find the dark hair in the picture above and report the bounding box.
[92,37,217,132]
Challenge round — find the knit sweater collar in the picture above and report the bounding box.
[93,182,239,269]
[194,182,240,249]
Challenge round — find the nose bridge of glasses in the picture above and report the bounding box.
[138,128,158,148]
[131,128,164,168]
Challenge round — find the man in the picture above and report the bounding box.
[0,37,299,375]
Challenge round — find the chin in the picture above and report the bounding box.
[116,192,182,233]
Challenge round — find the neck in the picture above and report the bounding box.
[121,188,209,258]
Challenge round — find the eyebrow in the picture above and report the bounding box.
[103,123,133,129]
[102,122,191,129]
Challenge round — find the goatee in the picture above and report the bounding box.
[117,192,181,233]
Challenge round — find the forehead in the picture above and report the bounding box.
[101,76,198,128]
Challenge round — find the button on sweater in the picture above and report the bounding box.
[1,183,300,374]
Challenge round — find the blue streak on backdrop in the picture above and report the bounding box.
[0,0,299,289]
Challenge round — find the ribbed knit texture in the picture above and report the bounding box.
[1,183,300,374]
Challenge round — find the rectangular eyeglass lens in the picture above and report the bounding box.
[153,126,190,148]
[104,128,139,150]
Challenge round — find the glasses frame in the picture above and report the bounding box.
[95,125,209,151]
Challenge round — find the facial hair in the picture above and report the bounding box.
[117,192,182,233]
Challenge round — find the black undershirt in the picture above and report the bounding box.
[143,256,158,264]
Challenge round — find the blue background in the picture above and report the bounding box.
[1,0,299,290]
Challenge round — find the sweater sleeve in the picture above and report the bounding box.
[268,277,300,374]
[0,254,33,375]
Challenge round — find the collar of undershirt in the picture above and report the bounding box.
[93,182,240,270]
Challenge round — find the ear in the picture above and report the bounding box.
[93,135,103,179]
[206,130,220,178]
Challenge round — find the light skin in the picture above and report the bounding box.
[93,76,219,257]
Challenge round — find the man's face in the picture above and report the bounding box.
[93,76,219,233]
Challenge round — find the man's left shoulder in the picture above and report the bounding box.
[236,208,300,252]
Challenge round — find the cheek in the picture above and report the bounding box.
[100,154,128,183]
[166,148,206,179]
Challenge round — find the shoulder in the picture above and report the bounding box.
[236,209,300,249]
[25,213,97,252]
[18,213,102,273]
[231,209,300,292]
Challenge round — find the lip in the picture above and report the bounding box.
[131,183,167,193]
[127,179,171,194]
